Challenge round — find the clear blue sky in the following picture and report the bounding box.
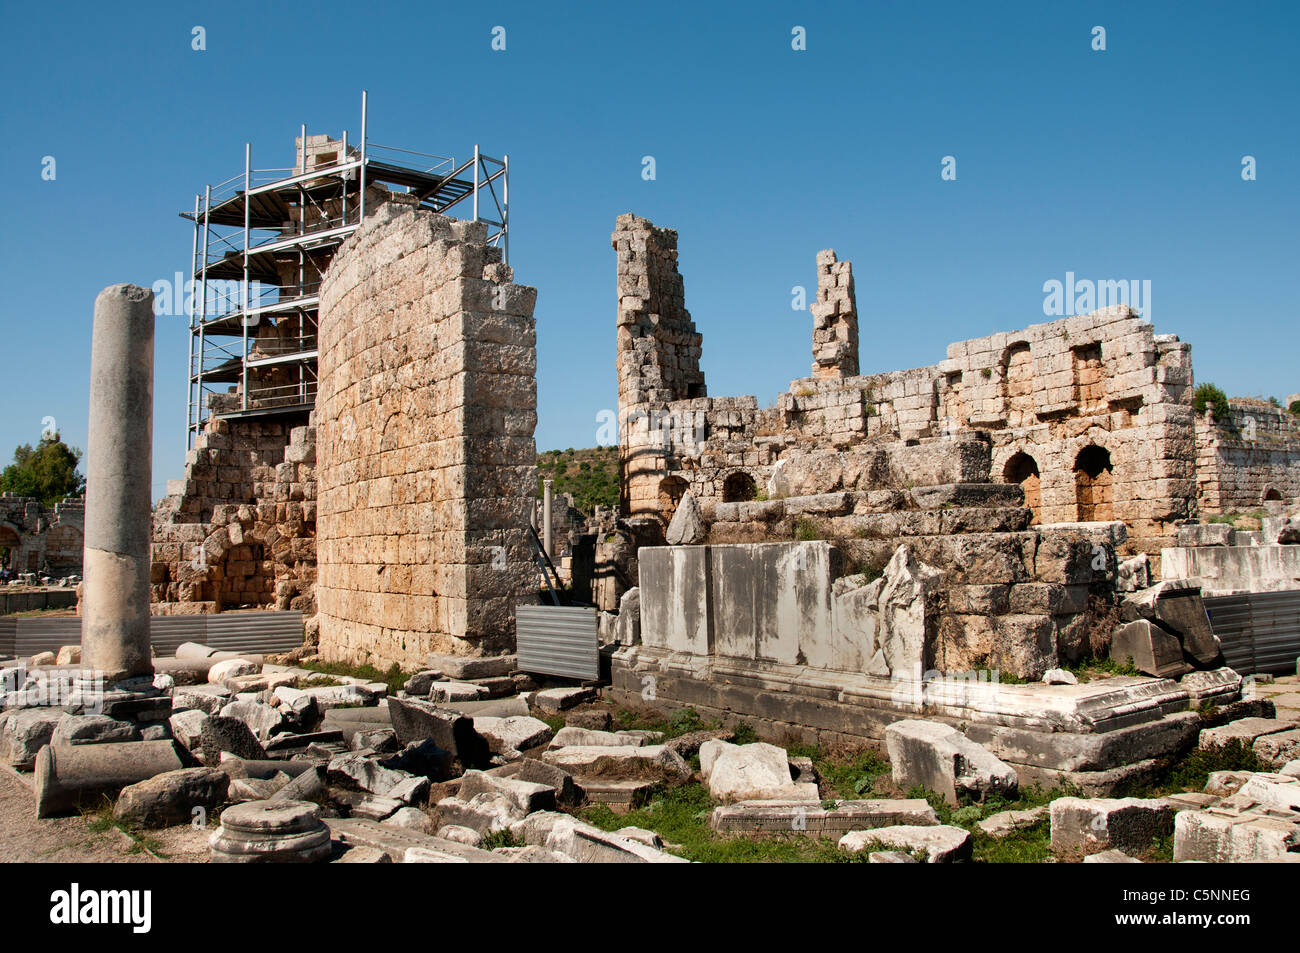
[2,1,1296,499]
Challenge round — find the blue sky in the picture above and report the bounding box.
[2,1,1296,498]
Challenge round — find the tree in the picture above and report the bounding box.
[0,434,85,508]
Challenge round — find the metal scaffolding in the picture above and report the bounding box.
[183,91,509,447]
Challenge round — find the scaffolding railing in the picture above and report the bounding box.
[184,91,510,447]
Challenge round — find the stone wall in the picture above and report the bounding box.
[1194,399,1300,514]
[0,494,83,577]
[150,416,316,614]
[613,214,1209,556]
[314,204,538,668]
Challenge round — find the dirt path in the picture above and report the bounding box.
[0,765,209,863]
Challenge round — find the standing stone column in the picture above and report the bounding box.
[82,284,155,683]
[543,479,554,559]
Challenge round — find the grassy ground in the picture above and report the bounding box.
[295,658,412,695]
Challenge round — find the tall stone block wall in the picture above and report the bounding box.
[613,214,706,519]
[0,495,84,577]
[1195,400,1300,513]
[315,205,538,668]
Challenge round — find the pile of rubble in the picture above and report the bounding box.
[5,635,1299,863]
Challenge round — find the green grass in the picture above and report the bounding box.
[83,801,168,858]
[1062,654,1139,681]
[296,658,410,695]
[1113,738,1266,798]
[578,784,864,863]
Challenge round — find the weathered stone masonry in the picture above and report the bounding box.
[0,494,83,576]
[313,205,538,668]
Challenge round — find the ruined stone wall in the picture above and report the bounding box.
[614,214,706,520]
[612,215,1203,555]
[1194,400,1300,514]
[314,205,538,668]
[0,494,84,577]
[150,416,316,614]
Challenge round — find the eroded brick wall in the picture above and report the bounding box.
[1195,399,1300,513]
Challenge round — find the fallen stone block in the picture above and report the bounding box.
[327,816,512,863]
[1174,807,1300,862]
[386,697,491,768]
[169,709,210,751]
[270,766,328,805]
[351,795,403,820]
[1237,773,1300,812]
[114,767,229,828]
[885,720,1018,806]
[171,684,230,716]
[664,728,733,759]
[485,758,581,806]
[402,671,442,697]
[543,744,692,784]
[472,715,553,753]
[868,851,918,863]
[1205,771,1255,796]
[423,653,517,681]
[1083,848,1142,863]
[384,806,436,834]
[1254,729,1300,764]
[1281,760,1300,779]
[35,740,187,818]
[379,739,457,782]
[700,740,816,803]
[550,726,646,748]
[1049,797,1175,853]
[264,730,345,755]
[1109,619,1189,678]
[333,846,392,863]
[533,687,596,712]
[458,769,556,813]
[840,824,972,863]
[350,727,400,754]
[429,681,490,703]
[496,844,577,863]
[208,658,259,683]
[1121,580,1221,664]
[976,806,1047,838]
[1200,718,1293,750]
[3,708,62,769]
[436,793,523,835]
[436,823,481,844]
[326,751,420,798]
[51,713,142,747]
[219,700,287,742]
[513,811,689,863]
[199,716,267,764]
[710,798,937,835]
[579,778,658,814]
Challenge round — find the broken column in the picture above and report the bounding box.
[81,284,155,683]
[810,250,859,379]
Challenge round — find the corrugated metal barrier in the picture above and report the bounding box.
[1205,590,1300,676]
[515,604,599,680]
[0,610,303,659]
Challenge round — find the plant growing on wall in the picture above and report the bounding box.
[1192,383,1231,423]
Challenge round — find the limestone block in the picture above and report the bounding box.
[885,720,1018,806]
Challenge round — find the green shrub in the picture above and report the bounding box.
[1193,383,1231,422]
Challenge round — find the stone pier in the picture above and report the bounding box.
[81,284,155,683]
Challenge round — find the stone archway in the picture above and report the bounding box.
[722,471,758,503]
[1262,487,1283,503]
[1074,445,1114,522]
[1003,452,1041,524]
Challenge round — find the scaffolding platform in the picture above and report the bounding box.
[184,91,509,446]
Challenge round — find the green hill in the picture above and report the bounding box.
[537,446,619,513]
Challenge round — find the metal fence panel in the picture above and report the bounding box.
[1206,590,1300,676]
[516,604,599,680]
[1204,594,1254,674]
[1,611,303,660]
